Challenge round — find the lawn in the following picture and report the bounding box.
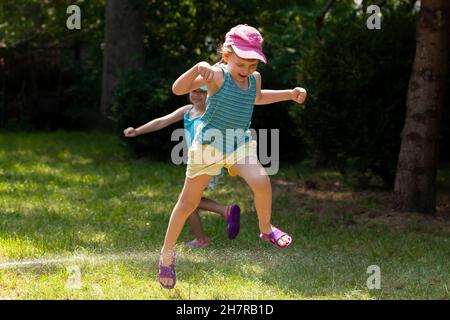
[1,131,450,300]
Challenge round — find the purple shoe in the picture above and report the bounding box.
[158,251,176,289]
[184,238,210,248]
[259,225,292,249]
[226,204,240,240]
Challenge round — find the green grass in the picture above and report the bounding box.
[1,131,450,299]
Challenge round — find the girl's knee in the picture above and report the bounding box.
[176,199,199,215]
[248,175,271,192]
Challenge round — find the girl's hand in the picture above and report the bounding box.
[197,61,214,82]
[124,127,138,138]
[291,87,307,104]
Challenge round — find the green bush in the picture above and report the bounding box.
[111,59,189,160]
[291,6,416,185]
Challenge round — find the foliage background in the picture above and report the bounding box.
[1,0,449,176]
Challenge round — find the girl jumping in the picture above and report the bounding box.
[159,24,307,289]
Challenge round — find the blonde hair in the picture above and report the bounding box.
[215,44,233,65]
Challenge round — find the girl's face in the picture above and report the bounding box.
[189,89,207,106]
[224,51,259,84]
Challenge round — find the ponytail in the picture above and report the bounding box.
[215,44,233,65]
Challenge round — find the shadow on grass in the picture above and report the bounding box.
[1,132,450,299]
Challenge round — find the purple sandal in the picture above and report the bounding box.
[184,238,210,248]
[158,251,176,289]
[259,225,292,249]
[226,204,241,240]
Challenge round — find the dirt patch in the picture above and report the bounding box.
[272,177,450,236]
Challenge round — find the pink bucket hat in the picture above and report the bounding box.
[224,24,267,64]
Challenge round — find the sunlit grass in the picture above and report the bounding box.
[1,131,450,300]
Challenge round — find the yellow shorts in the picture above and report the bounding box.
[186,140,258,178]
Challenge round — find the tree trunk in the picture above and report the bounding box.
[394,0,450,213]
[100,0,144,129]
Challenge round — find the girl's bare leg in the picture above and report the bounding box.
[198,197,227,217]
[186,197,227,243]
[160,174,211,287]
[186,210,209,242]
[230,156,290,246]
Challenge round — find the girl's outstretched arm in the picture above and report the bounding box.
[123,105,190,138]
[253,72,307,105]
[172,62,223,95]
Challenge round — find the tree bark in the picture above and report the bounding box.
[100,0,144,129]
[394,0,450,213]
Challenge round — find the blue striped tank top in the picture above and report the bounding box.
[193,63,256,154]
[183,105,202,148]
